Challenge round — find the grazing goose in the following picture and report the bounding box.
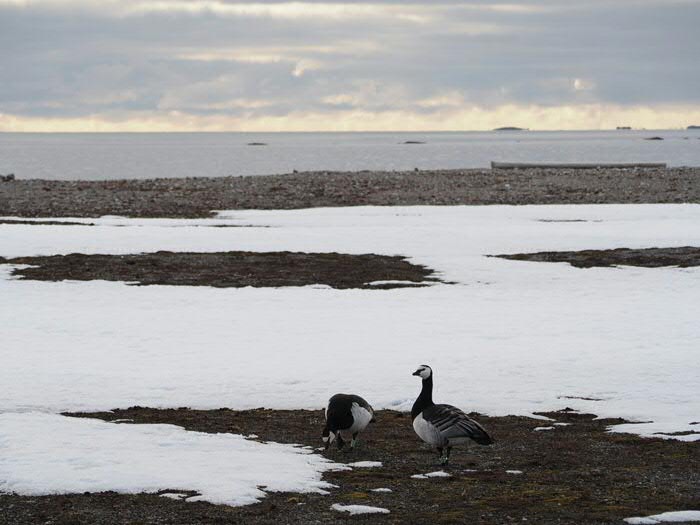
[411,364,493,465]
[322,393,375,451]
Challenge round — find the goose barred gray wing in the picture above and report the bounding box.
[422,404,493,445]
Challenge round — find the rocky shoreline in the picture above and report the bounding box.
[1,167,698,218]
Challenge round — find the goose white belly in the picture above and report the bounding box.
[413,413,446,447]
[342,402,373,436]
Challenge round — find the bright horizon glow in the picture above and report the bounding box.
[2,103,699,132]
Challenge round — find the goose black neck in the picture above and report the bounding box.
[411,376,434,420]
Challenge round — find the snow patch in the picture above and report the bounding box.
[366,280,429,286]
[624,510,700,524]
[506,470,523,475]
[347,461,383,468]
[534,426,555,431]
[331,504,390,515]
[159,492,190,500]
[411,471,452,479]
[371,488,393,493]
[1,205,699,440]
[0,413,342,507]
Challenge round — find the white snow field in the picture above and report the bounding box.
[1,204,699,502]
[0,413,341,506]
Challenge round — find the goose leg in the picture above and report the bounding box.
[350,432,358,450]
[337,434,345,450]
[443,446,453,466]
[436,447,444,464]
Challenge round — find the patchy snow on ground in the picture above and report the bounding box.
[371,488,393,493]
[534,426,556,431]
[411,471,452,479]
[624,510,700,524]
[1,204,699,445]
[331,503,390,515]
[347,461,383,468]
[0,413,341,506]
[159,492,189,500]
[506,470,524,475]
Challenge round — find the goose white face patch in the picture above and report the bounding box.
[415,366,432,380]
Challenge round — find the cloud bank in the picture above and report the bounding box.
[0,1,698,130]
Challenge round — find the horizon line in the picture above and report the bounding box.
[0,128,696,134]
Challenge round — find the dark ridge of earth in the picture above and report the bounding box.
[0,218,96,226]
[2,407,698,525]
[1,167,699,218]
[0,251,441,289]
[494,246,700,268]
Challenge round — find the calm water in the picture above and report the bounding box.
[1,130,698,180]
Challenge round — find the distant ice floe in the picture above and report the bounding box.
[624,510,700,524]
[331,504,390,515]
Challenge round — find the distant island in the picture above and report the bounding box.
[616,126,632,130]
[688,125,700,130]
[493,126,527,131]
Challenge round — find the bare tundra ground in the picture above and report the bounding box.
[1,408,698,525]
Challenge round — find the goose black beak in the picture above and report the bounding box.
[412,370,421,376]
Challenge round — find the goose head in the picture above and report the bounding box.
[412,364,432,380]
[321,426,336,450]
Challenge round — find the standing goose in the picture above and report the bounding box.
[322,393,375,451]
[411,364,493,465]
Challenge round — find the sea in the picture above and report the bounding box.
[1,130,698,180]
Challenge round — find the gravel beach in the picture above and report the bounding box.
[1,167,698,218]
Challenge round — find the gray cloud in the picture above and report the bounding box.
[0,1,698,128]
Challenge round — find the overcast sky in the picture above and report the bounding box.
[1,0,698,131]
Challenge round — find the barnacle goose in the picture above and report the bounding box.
[411,364,493,465]
[322,393,375,451]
